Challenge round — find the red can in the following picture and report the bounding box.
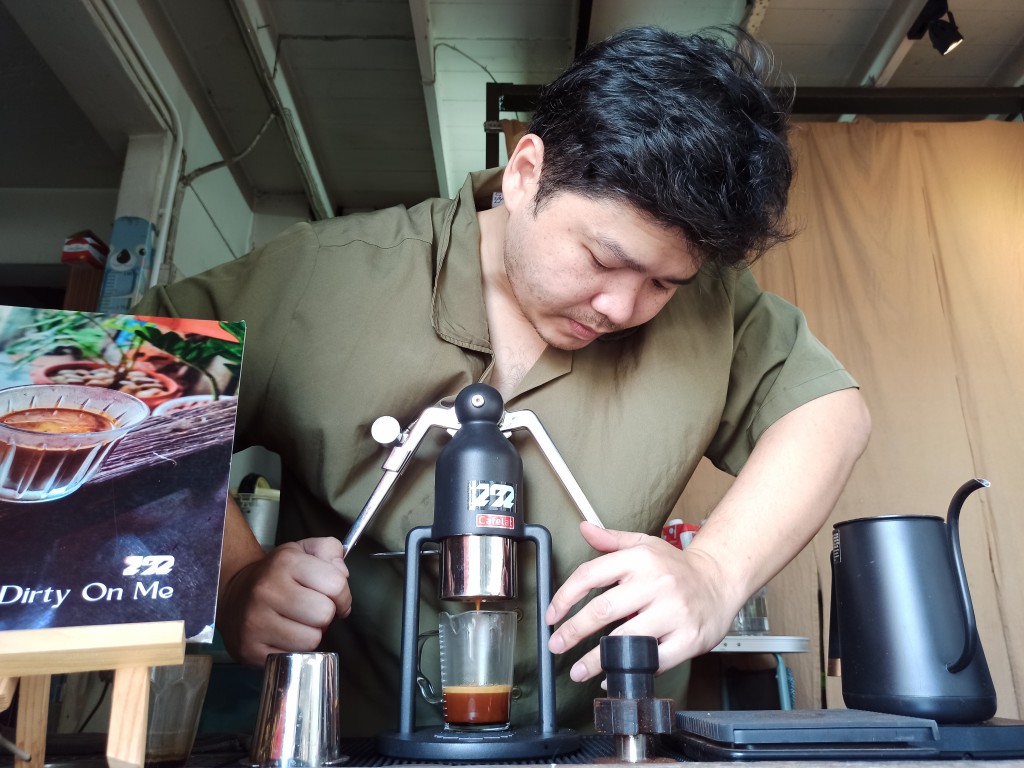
[662,519,700,549]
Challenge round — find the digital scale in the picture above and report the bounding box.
[670,708,1024,761]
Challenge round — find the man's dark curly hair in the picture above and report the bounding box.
[528,26,795,271]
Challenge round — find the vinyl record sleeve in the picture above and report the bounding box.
[0,306,245,642]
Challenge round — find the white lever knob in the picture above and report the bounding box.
[371,415,403,446]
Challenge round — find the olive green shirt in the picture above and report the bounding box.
[135,169,856,734]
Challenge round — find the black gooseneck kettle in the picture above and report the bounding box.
[828,478,997,724]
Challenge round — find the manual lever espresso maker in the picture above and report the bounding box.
[341,383,603,760]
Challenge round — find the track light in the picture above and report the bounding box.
[928,12,963,55]
[907,0,964,56]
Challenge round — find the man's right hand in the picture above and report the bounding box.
[216,494,351,667]
[218,537,351,667]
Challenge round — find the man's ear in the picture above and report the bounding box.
[502,134,544,213]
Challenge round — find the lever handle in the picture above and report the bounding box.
[341,405,461,555]
[500,409,604,528]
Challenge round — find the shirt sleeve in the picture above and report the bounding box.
[705,268,858,476]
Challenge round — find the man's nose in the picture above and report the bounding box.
[591,283,639,327]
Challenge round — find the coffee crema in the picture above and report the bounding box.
[0,406,117,434]
[442,684,512,727]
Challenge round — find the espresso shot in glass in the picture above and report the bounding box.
[438,610,517,731]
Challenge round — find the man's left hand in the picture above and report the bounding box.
[545,521,737,682]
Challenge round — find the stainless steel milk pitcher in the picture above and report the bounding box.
[828,478,997,723]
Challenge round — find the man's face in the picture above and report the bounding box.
[503,191,699,351]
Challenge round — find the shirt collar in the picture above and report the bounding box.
[431,169,503,353]
[431,169,574,402]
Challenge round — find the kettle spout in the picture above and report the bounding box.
[945,477,990,673]
[947,478,990,524]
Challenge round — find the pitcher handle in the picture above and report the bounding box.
[945,477,990,673]
[415,630,443,705]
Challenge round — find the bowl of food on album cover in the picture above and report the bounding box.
[0,383,149,503]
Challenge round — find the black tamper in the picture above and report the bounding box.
[593,635,674,762]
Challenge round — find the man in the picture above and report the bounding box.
[135,26,870,732]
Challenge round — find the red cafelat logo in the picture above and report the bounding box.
[476,513,515,530]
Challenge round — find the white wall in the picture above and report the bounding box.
[430,1,574,193]
[100,0,288,488]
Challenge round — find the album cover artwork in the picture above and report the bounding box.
[0,305,245,642]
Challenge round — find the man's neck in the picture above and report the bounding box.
[477,206,548,398]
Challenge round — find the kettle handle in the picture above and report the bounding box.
[946,477,990,673]
[827,560,841,675]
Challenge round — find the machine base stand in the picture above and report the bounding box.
[376,725,580,760]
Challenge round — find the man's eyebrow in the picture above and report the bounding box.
[594,236,697,285]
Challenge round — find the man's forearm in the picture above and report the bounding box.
[688,387,871,612]
[219,494,266,604]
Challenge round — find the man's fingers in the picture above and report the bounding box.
[294,538,353,616]
[300,536,348,571]
[222,537,355,668]
[546,534,661,625]
[579,521,650,553]
[250,544,350,627]
[545,552,627,624]
[548,581,645,654]
[271,542,349,598]
[252,573,336,626]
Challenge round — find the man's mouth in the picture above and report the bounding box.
[567,318,602,342]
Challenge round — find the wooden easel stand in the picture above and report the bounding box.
[0,621,185,768]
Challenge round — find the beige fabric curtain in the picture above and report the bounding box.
[681,120,1024,716]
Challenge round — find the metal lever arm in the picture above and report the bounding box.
[343,400,603,555]
[342,405,461,555]
[500,409,604,529]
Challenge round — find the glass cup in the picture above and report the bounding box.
[145,655,212,768]
[0,383,149,503]
[730,587,770,634]
[419,610,517,731]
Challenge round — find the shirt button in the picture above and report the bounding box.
[511,686,523,700]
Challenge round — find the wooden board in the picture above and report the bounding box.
[0,621,184,675]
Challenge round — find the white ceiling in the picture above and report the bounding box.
[2,0,1022,214]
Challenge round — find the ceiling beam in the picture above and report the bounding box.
[847,0,924,88]
[794,87,1024,116]
[486,82,1023,121]
[408,0,448,198]
[228,0,333,220]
